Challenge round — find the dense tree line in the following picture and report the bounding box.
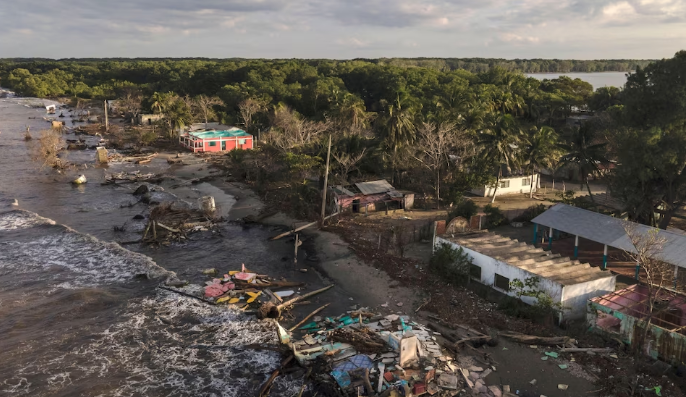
[2,53,685,229]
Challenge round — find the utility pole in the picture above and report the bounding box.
[104,100,109,132]
[321,135,332,224]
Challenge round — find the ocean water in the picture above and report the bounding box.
[526,71,629,90]
[0,96,305,396]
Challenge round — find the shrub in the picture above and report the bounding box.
[509,277,566,322]
[483,204,506,228]
[513,204,547,222]
[447,199,478,222]
[430,243,474,285]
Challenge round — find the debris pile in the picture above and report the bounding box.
[286,311,507,396]
[106,152,158,164]
[104,170,160,184]
[141,202,218,246]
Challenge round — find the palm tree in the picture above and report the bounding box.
[478,113,523,203]
[559,124,609,205]
[381,95,417,185]
[522,126,559,198]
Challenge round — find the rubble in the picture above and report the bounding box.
[286,310,504,396]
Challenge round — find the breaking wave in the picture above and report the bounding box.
[0,210,300,396]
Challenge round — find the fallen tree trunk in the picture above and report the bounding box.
[499,331,574,347]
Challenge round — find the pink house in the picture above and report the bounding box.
[179,128,253,153]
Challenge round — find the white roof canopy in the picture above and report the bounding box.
[532,204,686,268]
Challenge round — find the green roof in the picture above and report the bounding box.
[189,128,251,139]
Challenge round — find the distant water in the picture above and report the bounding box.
[526,72,629,90]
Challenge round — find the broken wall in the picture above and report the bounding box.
[588,300,686,364]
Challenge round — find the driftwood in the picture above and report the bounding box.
[258,355,293,397]
[559,347,612,353]
[288,303,331,332]
[258,285,334,319]
[158,285,215,305]
[269,213,340,241]
[499,331,574,346]
[277,285,334,311]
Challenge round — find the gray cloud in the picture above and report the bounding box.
[0,0,684,58]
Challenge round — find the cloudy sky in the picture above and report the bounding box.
[1,0,684,59]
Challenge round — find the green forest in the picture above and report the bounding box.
[1,53,685,228]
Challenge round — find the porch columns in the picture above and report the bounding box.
[574,235,579,259]
[533,224,538,245]
[635,260,640,280]
[548,227,553,250]
[602,244,608,270]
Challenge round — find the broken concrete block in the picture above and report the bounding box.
[399,335,419,367]
[488,385,502,397]
[437,373,458,390]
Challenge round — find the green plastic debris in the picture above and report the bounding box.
[299,322,319,330]
[541,356,548,361]
[558,364,568,370]
[544,352,559,358]
[340,316,353,325]
[502,348,508,350]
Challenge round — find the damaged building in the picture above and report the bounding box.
[589,285,686,364]
[330,180,414,214]
[435,225,615,321]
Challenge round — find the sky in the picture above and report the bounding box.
[1,0,685,59]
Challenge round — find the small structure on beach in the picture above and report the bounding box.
[435,230,615,320]
[589,284,686,364]
[330,179,414,213]
[179,127,253,153]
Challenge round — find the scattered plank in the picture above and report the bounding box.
[258,355,293,397]
[288,303,331,332]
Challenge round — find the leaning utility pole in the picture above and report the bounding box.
[320,135,332,224]
[104,100,109,132]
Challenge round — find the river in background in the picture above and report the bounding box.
[0,95,313,396]
[526,71,629,90]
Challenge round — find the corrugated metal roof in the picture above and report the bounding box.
[532,204,686,268]
[355,180,394,195]
[332,185,356,197]
[438,232,613,286]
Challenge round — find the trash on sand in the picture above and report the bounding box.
[610,353,619,359]
[275,290,295,298]
[529,345,538,348]
[201,268,217,275]
[541,356,548,361]
[72,174,87,185]
[530,379,537,385]
[544,351,559,358]
[558,384,569,390]
[558,364,568,370]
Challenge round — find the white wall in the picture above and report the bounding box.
[436,237,563,309]
[561,276,616,320]
[471,174,540,197]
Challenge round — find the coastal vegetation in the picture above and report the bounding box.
[2,52,685,228]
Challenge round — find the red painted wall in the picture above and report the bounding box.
[199,136,253,152]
